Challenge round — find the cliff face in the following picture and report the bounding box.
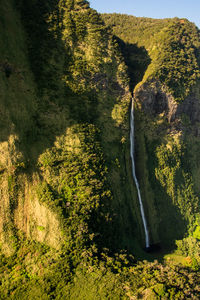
[0,0,47,254]
[135,79,200,126]
[103,13,200,250]
[134,79,200,247]
[1,2,200,299]
[134,80,178,122]
[1,1,200,256]
[0,0,137,257]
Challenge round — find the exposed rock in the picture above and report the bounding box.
[0,170,63,254]
[134,80,178,123]
[134,80,200,128]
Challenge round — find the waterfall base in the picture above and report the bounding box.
[144,243,161,253]
[130,98,150,248]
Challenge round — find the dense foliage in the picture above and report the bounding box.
[0,1,200,299]
[103,11,200,254]
[102,14,200,100]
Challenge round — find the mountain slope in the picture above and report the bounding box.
[103,13,200,251]
[0,2,200,299]
[102,13,200,100]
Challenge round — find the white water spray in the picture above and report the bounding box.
[130,98,150,248]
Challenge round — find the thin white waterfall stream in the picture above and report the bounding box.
[130,98,150,248]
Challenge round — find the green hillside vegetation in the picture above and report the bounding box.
[102,14,200,100]
[0,1,200,299]
[103,12,200,267]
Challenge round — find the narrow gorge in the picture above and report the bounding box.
[130,98,150,249]
[0,1,200,298]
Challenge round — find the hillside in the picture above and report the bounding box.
[102,13,200,100]
[0,1,200,299]
[103,13,200,255]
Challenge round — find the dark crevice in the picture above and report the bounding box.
[115,36,151,92]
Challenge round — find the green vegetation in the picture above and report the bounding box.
[0,0,200,299]
[102,14,200,100]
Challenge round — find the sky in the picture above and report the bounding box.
[90,0,200,28]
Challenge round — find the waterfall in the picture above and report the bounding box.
[130,98,150,248]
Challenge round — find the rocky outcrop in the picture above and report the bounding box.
[0,171,63,255]
[134,80,178,123]
[134,80,200,133]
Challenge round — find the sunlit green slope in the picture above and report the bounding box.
[102,13,200,100]
[0,2,200,299]
[103,13,200,254]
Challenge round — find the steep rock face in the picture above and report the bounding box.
[135,80,200,133]
[1,5,200,300]
[0,173,63,255]
[134,80,178,123]
[0,0,136,256]
[101,13,200,249]
[0,0,59,253]
[13,176,63,249]
[134,79,200,248]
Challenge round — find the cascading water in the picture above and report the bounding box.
[130,98,150,248]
